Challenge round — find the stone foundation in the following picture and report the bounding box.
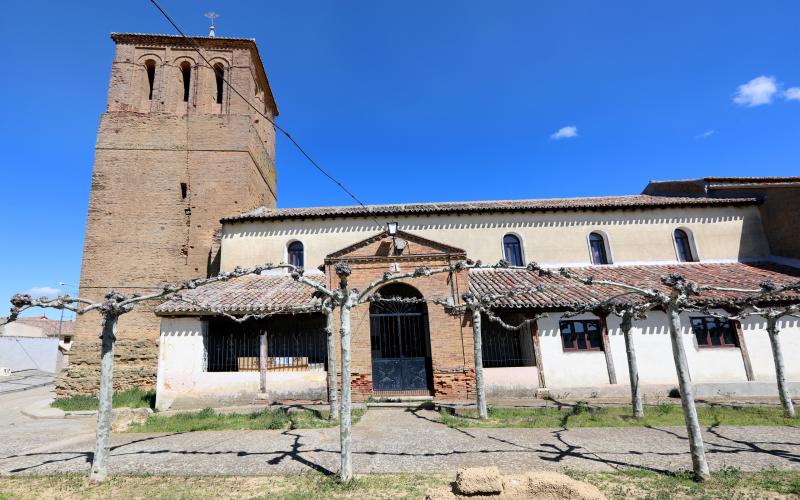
[55,338,158,397]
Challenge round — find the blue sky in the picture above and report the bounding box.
[1,1,798,317]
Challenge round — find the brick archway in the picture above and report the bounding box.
[369,283,433,395]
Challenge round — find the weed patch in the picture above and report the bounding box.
[441,404,799,429]
[51,389,155,411]
[129,407,365,432]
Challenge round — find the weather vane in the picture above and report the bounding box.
[205,12,220,37]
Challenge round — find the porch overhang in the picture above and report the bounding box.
[155,274,327,317]
[468,261,800,312]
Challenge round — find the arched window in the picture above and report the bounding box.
[213,63,225,104]
[502,234,523,266]
[145,60,156,100]
[287,241,304,269]
[589,232,610,265]
[180,62,192,102]
[674,229,696,262]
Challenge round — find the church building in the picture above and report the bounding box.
[62,32,800,411]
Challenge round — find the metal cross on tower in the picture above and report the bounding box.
[205,12,220,37]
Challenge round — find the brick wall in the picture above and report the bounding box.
[60,36,278,396]
[324,233,476,401]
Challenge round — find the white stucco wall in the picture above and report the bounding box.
[485,366,539,397]
[606,310,748,386]
[220,205,769,272]
[542,309,759,391]
[538,313,611,388]
[741,316,800,381]
[156,317,328,410]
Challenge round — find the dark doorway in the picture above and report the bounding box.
[369,283,432,393]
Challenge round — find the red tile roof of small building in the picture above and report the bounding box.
[469,262,800,309]
[155,274,327,315]
[223,195,757,223]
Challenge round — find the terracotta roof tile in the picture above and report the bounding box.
[469,262,800,309]
[155,274,327,315]
[223,195,757,223]
[156,262,800,316]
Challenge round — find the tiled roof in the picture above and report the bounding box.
[223,195,757,223]
[0,316,74,337]
[156,262,800,316]
[469,262,800,309]
[155,274,327,315]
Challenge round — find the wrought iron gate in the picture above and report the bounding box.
[369,298,431,392]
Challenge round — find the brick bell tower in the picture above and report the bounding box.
[58,33,279,395]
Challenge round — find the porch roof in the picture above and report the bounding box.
[155,274,327,316]
[468,261,800,310]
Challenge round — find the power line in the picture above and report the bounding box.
[147,0,384,229]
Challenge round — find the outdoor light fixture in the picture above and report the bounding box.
[387,221,399,236]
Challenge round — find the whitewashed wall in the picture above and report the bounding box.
[221,205,770,271]
[539,309,797,393]
[156,317,327,411]
[740,316,800,381]
[538,312,611,388]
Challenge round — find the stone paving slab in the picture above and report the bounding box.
[0,407,798,476]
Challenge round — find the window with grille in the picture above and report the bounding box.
[690,316,738,348]
[481,314,535,367]
[560,320,603,351]
[206,316,327,372]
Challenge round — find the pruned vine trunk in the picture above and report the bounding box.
[338,298,353,482]
[89,313,118,483]
[666,302,710,481]
[766,317,796,418]
[620,313,644,419]
[326,308,339,420]
[471,306,488,419]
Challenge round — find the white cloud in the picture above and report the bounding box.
[25,286,62,299]
[550,126,578,140]
[785,87,800,101]
[733,75,778,107]
[694,129,715,140]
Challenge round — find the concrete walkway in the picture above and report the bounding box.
[0,406,799,476]
[0,370,53,395]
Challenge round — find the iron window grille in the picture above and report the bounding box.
[502,234,524,267]
[690,316,739,348]
[560,320,603,351]
[481,313,536,367]
[206,316,327,372]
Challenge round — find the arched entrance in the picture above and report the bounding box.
[369,283,432,393]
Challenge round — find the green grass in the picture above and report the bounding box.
[1,470,799,499]
[129,407,366,433]
[439,402,800,429]
[51,389,156,411]
[0,472,447,499]
[570,467,800,499]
